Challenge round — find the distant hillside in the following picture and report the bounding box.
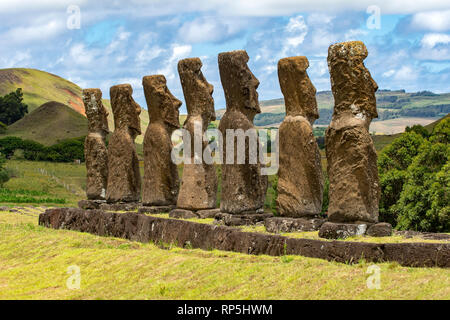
[372,113,450,151]
[0,68,85,114]
[0,101,87,145]
[216,90,450,131]
[0,68,150,144]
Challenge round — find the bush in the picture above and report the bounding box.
[393,142,449,232]
[379,117,450,232]
[0,136,85,163]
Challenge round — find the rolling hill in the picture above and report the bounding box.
[0,68,150,145]
[216,90,450,133]
[3,101,88,146]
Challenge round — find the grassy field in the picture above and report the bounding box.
[1,209,449,300]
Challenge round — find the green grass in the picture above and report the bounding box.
[2,160,86,206]
[0,209,449,300]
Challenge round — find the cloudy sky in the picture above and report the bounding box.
[0,0,449,112]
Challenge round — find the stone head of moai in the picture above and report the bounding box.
[143,75,182,131]
[278,56,318,124]
[218,50,260,120]
[82,88,109,135]
[110,84,141,138]
[178,58,215,127]
[327,41,378,123]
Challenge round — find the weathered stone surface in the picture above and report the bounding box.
[100,202,140,212]
[138,206,175,214]
[319,222,369,240]
[218,50,267,214]
[325,41,380,223]
[215,212,273,226]
[265,217,326,233]
[276,56,324,217]
[39,208,450,268]
[176,59,217,209]
[366,222,392,237]
[78,199,105,210]
[83,88,109,200]
[169,209,198,219]
[142,75,181,206]
[394,230,450,241]
[196,208,221,219]
[106,84,141,203]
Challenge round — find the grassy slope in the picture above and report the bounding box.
[2,102,88,146]
[0,68,151,145]
[0,210,449,299]
[0,68,85,114]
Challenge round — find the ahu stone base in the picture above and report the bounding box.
[169,208,221,219]
[214,212,274,226]
[78,200,106,210]
[265,217,326,233]
[99,202,140,212]
[38,208,450,268]
[319,222,393,240]
[138,205,176,215]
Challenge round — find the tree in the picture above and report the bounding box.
[0,88,28,125]
[405,124,429,138]
[377,132,425,225]
[393,141,449,232]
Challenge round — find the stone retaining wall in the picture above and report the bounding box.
[38,208,450,268]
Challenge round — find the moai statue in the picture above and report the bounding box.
[142,75,181,206]
[176,58,218,210]
[218,50,268,214]
[276,56,324,217]
[325,41,380,223]
[83,88,109,200]
[106,84,142,203]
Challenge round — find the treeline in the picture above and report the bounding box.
[378,119,449,232]
[0,136,85,162]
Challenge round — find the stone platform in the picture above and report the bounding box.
[138,206,176,214]
[265,217,326,233]
[39,208,449,268]
[319,222,393,240]
[214,212,274,226]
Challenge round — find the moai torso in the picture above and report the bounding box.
[176,58,218,210]
[106,84,142,203]
[83,88,109,200]
[276,56,324,217]
[142,75,181,206]
[218,50,268,214]
[325,41,380,223]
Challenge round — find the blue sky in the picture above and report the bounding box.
[0,0,449,113]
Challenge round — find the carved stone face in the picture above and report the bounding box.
[143,75,182,129]
[278,56,318,122]
[178,57,215,125]
[218,50,261,117]
[83,88,109,134]
[328,41,378,120]
[110,84,141,136]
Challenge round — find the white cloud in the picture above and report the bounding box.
[70,43,95,66]
[421,33,450,48]
[410,10,450,32]
[394,66,418,81]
